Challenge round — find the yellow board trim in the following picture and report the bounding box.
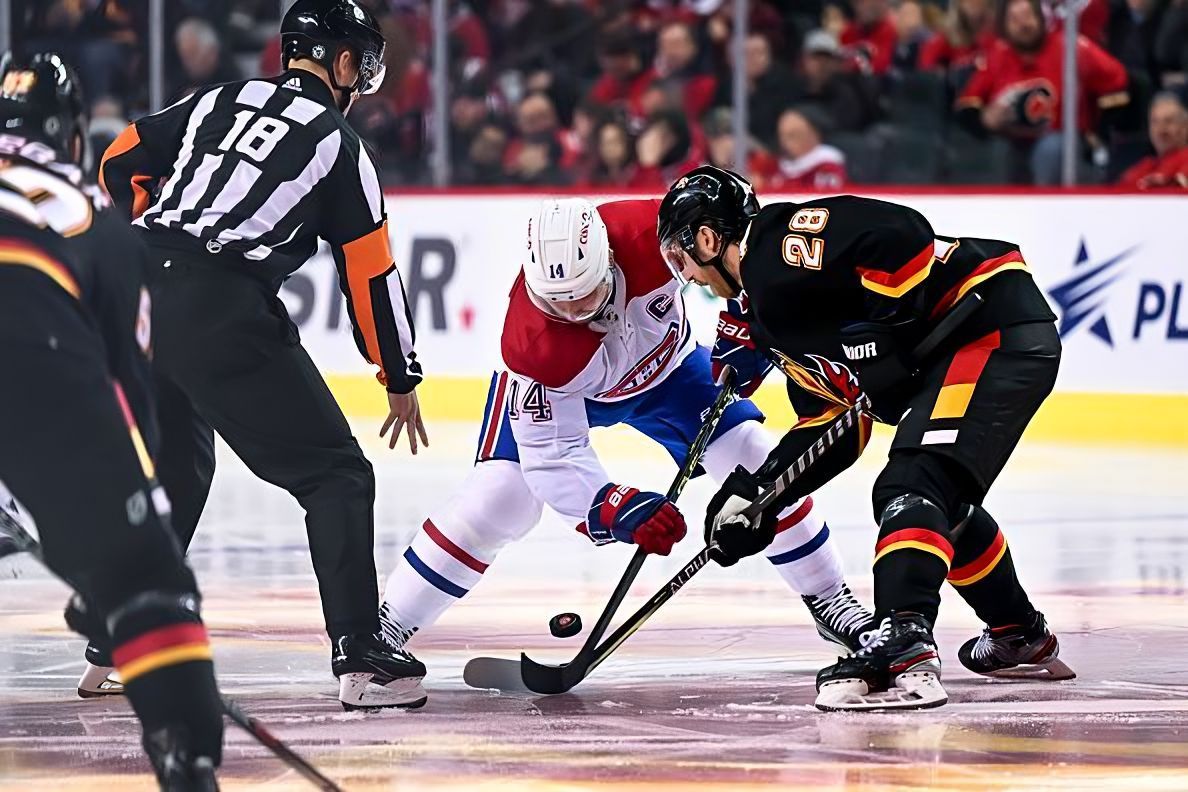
[872,540,953,569]
[931,382,976,420]
[322,376,1188,448]
[859,258,933,298]
[949,540,1009,587]
[118,644,213,683]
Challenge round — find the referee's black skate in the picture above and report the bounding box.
[814,612,947,712]
[959,611,1075,680]
[802,584,876,654]
[332,632,427,710]
[143,725,219,792]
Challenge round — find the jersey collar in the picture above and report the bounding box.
[281,68,338,109]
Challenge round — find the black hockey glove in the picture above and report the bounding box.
[840,321,917,424]
[704,466,779,567]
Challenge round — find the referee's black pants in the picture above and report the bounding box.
[149,247,379,638]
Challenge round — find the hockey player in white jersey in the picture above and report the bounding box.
[377,197,873,703]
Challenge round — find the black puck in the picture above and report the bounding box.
[549,612,582,638]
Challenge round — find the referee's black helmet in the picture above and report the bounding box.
[281,0,387,108]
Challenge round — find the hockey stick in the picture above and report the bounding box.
[741,292,984,520]
[221,697,343,792]
[464,365,738,694]
[0,509,343,792]
[466,293,986,694]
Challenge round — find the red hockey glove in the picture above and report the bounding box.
[579,483,687,556]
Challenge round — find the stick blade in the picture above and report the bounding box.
[519,652,580,695]
[462,657,533,692]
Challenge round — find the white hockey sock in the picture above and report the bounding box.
[764,496,846,599]
[382,518,493,637]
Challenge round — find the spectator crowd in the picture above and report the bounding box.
[13,0,1188,189]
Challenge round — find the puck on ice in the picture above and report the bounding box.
[549,612,582,638]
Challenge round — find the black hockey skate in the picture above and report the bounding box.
[815,612,947,712]
[802,585,876,654]
[959,611,1075,680]
[332,632,427,710]
[77,642,124,698]
[143,725,219,792]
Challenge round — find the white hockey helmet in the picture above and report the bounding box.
[524,198,613,323]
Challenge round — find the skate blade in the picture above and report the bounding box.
[77,665,123,699]
[815,671,948,712]
[982,656,1076,681]
[338,672,427,710]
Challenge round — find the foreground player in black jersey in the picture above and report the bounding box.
[99,0,426,709]
[0,53,222,788]
[658,166,1074,711]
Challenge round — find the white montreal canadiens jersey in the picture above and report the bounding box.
[497,199,695,521]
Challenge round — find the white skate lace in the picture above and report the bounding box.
[971,630,998,662]
[378,602,417,650]
[856,618,892,657]
[971,627,1030,663]
[814,586,872,637]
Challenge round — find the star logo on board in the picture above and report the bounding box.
[1046,238,1137,348]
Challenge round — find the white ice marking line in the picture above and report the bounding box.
[1098,679,1188,696]
[11,659,82,675]
[940,699,1188,715]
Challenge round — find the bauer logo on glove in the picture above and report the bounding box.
[712,297,773,398]
[580,482,687,556]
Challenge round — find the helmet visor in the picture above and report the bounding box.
[527,268,614,323]
[357,47,386,95]
[661,237,695,285]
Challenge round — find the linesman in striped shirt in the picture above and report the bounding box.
[0,53,223,787]
[100,0,428,709]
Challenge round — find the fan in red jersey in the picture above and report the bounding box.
[956,0,1132,184]
[841,0,899,76]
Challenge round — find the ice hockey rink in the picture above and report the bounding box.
[2,417,1186,791]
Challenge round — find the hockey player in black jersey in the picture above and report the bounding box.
[0,52,223,789]
[99,0,427,709]
[658,166,1074,712]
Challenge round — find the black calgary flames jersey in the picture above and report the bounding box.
[739,195,1055,430]
[0,143,158,451]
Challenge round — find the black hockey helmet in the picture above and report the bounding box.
[657,164,758,291]
[0,52,88,165]
[281,0,387,111]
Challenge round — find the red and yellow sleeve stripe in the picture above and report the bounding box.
[930,250,1028,319]
[112,622,212,684]
[856,242,935,298]
[874,527,954,568]
[0,238,80,299]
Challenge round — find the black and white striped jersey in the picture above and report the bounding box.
[99,69,420,393]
